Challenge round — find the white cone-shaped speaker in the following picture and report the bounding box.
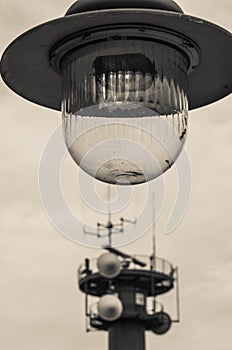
[98,295,123,322]
[97,253,121,278]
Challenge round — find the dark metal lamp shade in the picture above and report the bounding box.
[1,0,231,111]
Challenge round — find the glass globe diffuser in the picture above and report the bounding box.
[62,39,189,185]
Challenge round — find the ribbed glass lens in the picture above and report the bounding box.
[62,40,188,185]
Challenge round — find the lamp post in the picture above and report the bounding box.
[1,0,231,185]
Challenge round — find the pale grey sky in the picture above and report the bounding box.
[0,1,232,350]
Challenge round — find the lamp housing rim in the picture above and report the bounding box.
[50,24,200,77]
[1,8,232,111]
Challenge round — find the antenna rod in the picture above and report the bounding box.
[108,185,112,247]
[152,192,156,267]
[83,200,136,248]
[108,185,111,223]
[176,267,180,322]
[150,193,157,302]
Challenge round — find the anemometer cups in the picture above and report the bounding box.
[97,253,121,279]
[98,294,123,322]
[1,0,232,184]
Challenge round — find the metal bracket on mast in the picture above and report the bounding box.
[83,215,136,248]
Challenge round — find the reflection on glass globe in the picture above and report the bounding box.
[63,102,187,185]
[62,40,188,185]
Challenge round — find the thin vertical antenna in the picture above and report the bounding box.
[175,267,180,322]
[85,283,89,332]
[152,192,156,266]
[108,185,112,223]
[108,185,112,248]
[151,192,156,306]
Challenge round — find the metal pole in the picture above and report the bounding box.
[108,285,146,350]
[175,267,180,322]
[152,192,156,268]
[109,320,145,350]
[109,227,112,248]
[108,185,111,223]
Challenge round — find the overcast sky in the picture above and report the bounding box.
[0,1,232,350]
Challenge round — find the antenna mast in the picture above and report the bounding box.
[151,192,156,268]
[108,185,111,223]
[83,185,136,247]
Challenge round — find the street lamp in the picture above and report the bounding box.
[1,0,232,184]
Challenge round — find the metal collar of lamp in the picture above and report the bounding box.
[1,0,232,185]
